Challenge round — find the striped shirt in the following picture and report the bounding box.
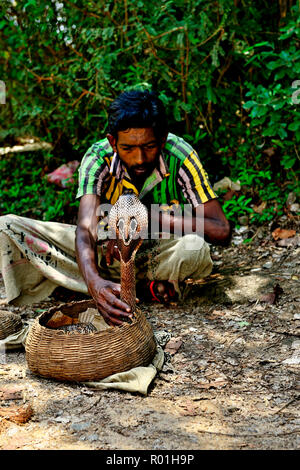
[76,133,217,208]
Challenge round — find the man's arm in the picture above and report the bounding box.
[75,194,133,326]
[156,199,231,245]
[201,198,231,245]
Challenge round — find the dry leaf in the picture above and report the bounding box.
[196,380,228,390]
[222,189,237,201]
[272,228,296,240]
[0,404,33,424]
[253,201,267,214]
[277,235,300,247]
[185,273,224,285]
[46,311,78,328]
[178,400,199,416]
[263,147,276,158]
[213,177,241,192]
[164,337,183,355]
[182,405,198,415]
[260,284,283,304]
[0,385,23,401]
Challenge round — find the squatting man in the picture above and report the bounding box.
[0,89,230,327]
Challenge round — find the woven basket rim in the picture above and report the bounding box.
[38,299,140,337]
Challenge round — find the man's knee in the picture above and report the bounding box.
[0,214,19,230]
[174,235,212,275]
[175,234,209,258]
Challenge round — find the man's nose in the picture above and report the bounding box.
[134,147,146,164]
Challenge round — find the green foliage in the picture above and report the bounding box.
[222,195,253,221]
[0,1,299,226]
[0,152,79,222]
[218,6,300,226]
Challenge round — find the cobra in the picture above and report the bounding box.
[109,192,149,314]
[52,192,148,333]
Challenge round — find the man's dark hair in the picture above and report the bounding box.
[107,89,168,141]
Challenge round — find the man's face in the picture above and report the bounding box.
[107,128,166,181]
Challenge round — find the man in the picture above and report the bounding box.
[0,89,230,326]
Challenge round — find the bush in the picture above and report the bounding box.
[220,7,300,225]
[0,0,299,225]
[0,151,79,222]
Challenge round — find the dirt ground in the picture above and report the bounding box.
[0,223,299,450]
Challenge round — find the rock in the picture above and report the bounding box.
[224,356,239,366]
[290,203,300,213]
[291,340,300,350]
[235,226,249,235]
[286,191,296,206]
[232,236,244,245]
[87,433,99,442]
[282,355,300,365]
[262,261,273,269]
[278,236,300,247]
[54,416,70,424]
[71,421,91,432]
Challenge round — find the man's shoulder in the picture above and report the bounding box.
[165,133,195,162]
[82,138,113,164]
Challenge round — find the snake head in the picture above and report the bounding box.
[109,192,148,262]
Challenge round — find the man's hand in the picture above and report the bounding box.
[101,239,120,266]
[87,276,133,326]
[76,195,136,326]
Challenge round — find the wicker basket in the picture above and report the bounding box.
[25,299,156,382]
[0,311,23,340]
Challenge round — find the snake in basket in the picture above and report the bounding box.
[57,192,148,334]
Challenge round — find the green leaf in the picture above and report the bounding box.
[281,155,297,169]
[288,121,299,131]
[243,100,257,109]
[238,321,250,327]
[267,60,281,70]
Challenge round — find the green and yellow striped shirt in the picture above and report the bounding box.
[76,133,217,208]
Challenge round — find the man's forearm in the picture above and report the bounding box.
[158,213,231,245]
[75,226,101,287]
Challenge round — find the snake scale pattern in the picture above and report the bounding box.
[109,192,148,313]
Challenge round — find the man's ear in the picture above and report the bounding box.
[106,133,117,152]
[160,132,168,149]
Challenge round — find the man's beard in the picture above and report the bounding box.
[123,155,159,181]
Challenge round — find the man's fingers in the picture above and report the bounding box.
[98,303,131,326]
[100,310,123,327]
[108,286,132,313]
[106,293,132,314]
[105,249,113,266]
[113,246,120,262]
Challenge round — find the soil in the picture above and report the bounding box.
[0,222,299,450]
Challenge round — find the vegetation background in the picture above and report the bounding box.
[0,0,299,229]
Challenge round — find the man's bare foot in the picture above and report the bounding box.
[137,280,177,304]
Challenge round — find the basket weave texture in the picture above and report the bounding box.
[25,299,156,382]
[0,310,23,340]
